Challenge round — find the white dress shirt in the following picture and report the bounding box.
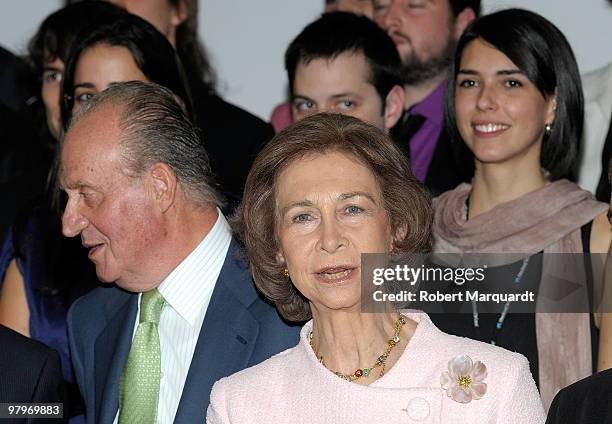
[114,210,232,424]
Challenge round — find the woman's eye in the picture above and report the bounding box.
[76,92,95,103]
[294,100,315,112]
[43,71,62,83]
[345,205,363,215]
[292,213,312,223]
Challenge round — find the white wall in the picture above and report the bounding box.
[2,1,612,121]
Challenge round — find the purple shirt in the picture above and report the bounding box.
[408,82,445,182]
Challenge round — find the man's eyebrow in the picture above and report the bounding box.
[60,179,101,191]
[330,92,361,99]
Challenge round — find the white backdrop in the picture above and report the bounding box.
[1,1,612,121]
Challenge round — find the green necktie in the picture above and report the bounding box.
[118,289,165,424]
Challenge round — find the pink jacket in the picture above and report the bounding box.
[207,312,545,423]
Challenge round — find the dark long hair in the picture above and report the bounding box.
[27,1,126,148]
[445,8,583,180]
[61,13,194,127]
[64,0,217,94]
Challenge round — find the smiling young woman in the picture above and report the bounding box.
[431,9,612,411]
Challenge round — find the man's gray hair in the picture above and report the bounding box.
[67,81,223,207]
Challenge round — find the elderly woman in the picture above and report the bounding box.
[431,9,612,410]
[206,113,544,423]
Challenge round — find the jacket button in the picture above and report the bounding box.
[405,397,430,421]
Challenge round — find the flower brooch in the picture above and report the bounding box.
[440,355,487,403]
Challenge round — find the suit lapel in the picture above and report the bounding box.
[94,292,138,424]
[174,241,260,423]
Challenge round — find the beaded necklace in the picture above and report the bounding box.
[471,256,531,345]
[309,313,406,382]
[465,196,531,345]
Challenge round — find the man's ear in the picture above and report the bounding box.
[453,7,476,40]
[383,85,406,130]
[147,162,177,213]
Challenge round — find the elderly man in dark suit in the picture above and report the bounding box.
[61,81,299,424]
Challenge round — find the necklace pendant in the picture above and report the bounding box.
[363,368,370,377]
[354,369,363,378]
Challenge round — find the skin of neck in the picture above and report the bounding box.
[403,71,447,109]
[309,305,416,384]
[468,156,548,219]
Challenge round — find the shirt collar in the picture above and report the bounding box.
[410,82,445,126]
[157,208,232,326]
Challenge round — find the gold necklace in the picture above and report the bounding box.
[309,312,406,382]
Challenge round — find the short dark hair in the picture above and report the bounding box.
[67,81,222,207]
[449,0,481,17]
[235,113,433,321]
[444,8,583,180]
[60,12,194,128]
[285,11,402,103]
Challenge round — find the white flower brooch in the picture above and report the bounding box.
[440,355,487,403]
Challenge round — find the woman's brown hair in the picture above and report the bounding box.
[235,113,433,321]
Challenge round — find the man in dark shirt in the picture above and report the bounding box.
[373,0,480,195]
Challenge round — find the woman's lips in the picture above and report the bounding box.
[314,266,358,284]
[472,122,510,137]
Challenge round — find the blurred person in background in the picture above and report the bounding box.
[270,1,375,133]
[373,0,479,195]
[284,12,404,133]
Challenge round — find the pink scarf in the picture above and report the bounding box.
[433,179,607,410]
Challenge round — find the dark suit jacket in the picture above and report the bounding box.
[0,45,34,113]
[193,91,274,204]
[546,368,612,424]
[68,240,300,424]
[424,127,474,197]
[0,325,67,423]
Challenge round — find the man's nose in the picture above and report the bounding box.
[382,1,402,32]
[62,201,88,237]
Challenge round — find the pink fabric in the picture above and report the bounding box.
[270,102,292,133]
[432,180,608,411]
[208,312,545,423]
